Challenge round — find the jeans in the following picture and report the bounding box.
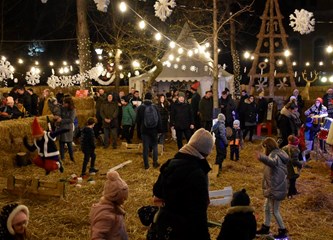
[243,126,255,141]
[175,128,192,149]
[142,134,158,168]
[103,127,118,147]
[264,198,285,229]
[60,141,74,161]
[81,150,96,175]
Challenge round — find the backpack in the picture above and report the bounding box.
[144,104,159,128]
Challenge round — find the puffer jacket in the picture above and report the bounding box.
[282,145,303,180]
[212,120,228,146]
[122,103,136,126]
[258,149,289,200]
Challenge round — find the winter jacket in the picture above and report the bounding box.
[18,91,32,113]
[257,97,268,123]
[170,101,194,130]
[100,100,119,129]
[304,103,328,117]
[212,120,228,146]
[190,92,201,116]
[152,152,211,240]
[282,145,303,180]
[278,107,300,147]
[243,100,257,126]
[30,93,39,116]
[229,128,243,146]
[80,126,96,152]
[199,96,213,121]
[157,102,169,133]
[0,105,23,120]
[94,94,107,114]
[136,100,161,136]
[58,107,76,142]
[122,103,136,126]
[219,97,236,127]
[258,149,289,200]
[217,206,257,240]
[90,201,128,240]
[323,93,333,118]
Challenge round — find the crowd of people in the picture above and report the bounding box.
[1,84,333,239]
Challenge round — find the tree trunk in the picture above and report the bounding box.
[114,49,121,93]
[212,0,219,108]
[76,0,92,75]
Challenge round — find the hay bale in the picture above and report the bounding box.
[76,109,95,127]
[302,190,333,211]
[73,97,95,111]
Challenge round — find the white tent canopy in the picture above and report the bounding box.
[129,23,234,97]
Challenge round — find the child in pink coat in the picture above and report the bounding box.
[90,170,129,240]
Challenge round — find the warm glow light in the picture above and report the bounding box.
[95,48,103,55]
[98,56,103,60]
[132,60,140,68]
[305,62,310,66]
[63,61,67,66]
[118,65,123,70]
[75,60,80,64]
[168,54,175,61]
[330,76,333,83]
[178,48,184,54]
[277,59,284,66]
[139,20,146,29]
[35,61,39,65]
[188,50,193,57]
[176,57,180,62]
[1,56,6,61]
[321,76,328,83]
[284,50,291,57]
[64,67,69,73]
[155,33,162,41]
[194,49,199,54]
[292,61,297,66]
[119,2,127,12]
[205,52,211,58]
[59,68,64,74]
[49,61,54,66]
[264,58,269,63]
[169,41,176,48]
[326,45,333,54]
[243,51,250,59]
[205,42,210,48]
[18,59,24,64]
[319,61,324,66]
[35,68,41,74]
[250,56,254,60]
[218,49,221,53]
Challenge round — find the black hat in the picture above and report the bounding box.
[121,96,129,103]
[231,189,250,206]
[144,92,153,100]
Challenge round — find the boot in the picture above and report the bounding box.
[256,224,270,236]
[273,228,288,239]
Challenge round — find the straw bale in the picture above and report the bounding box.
[73,97,95,111]
[76,109,95,127]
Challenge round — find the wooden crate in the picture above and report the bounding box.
[209,186,233,206]
[4,175,65,199]
[121,142,142,153]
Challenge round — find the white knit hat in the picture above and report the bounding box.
[188,128,214,156]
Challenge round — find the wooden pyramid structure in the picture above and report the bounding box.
[248,0,296,96]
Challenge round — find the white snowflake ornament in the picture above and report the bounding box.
[289,9,315,35]
[72,73,87,85]
[25,71,40,86]
[47,75,61,89]
[94,0,110,12]
[0,59,14,82]
[255,78,268,92]
[277,77,289,90]
[87,63,104,80]
[154,0,176,22]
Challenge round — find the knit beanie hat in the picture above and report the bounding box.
[233,120,240,126]
[231,189,250,206]
[217,113,225,122]
[103,170,128,204]
[31,117,44,137]
[288,135,299,146]
[188,128,214,156]
[316,97,323,104]
[144,92,152,100]
[0,203,29,236]
[178,92,185,98]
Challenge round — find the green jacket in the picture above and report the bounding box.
[100,100,118,128]
[122,103,136,126]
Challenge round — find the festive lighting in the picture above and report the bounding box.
[75,60,80,64]
[59,68,64,74]
[108,52,113,57]
[63,61,68,66]
[321,76,328,83]
[18,59,24,64]
[218,49,221,53]
[199,46,206,53]
[264,58,269,63]
[119,2,127,12]
[49,61,54,66]
[178,48,184,54]
[155,32,162,41]
[98,56,103,60]
[205,52,211,58]
[187,50,193,57]
[139,20,146,29]
[194,48,199,54]
[292,61,297,66]
[243,51,250,59]
[118,65,123,70]
[250,56,254,60]
[326,45,333,54]
[305,62,310,66]
[95,48,103,55]
[205,42,210,48]
[35,61,39,65]
[284,49,291,57]
[319,61,324,66]
[330,76,333,83]
[169,41,176,48]
[176,57,180,62]
[132,60,140,68]
[277,59,284,66]
[168,54,175,61]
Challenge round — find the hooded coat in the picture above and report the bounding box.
[258,149,289,200]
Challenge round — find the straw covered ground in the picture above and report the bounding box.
[0,136,333,240]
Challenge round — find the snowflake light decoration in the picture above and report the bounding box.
[47,75,61,89]
[154,0,176,22]
[0,59,14,82]
[72,73,87,85]
[255,78,268,92]
[277,77,289,90]
[25,71,40,86]
[94,0,110,12]
[289,9,315,35]
[87,63,104,80]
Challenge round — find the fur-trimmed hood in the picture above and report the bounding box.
[226,206,254,215]
[281,106,300,119]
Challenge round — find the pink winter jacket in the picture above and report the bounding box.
[90,200,128,240]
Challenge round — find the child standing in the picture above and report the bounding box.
[23,117,65,175]
[90,170,129,240]
[80,117,98,177]
[300,117,320,162]
[229,119,243,161]
[282,135,304,198]
[121,96,136,144]
[217,189,257,240]
[212,113,228,175]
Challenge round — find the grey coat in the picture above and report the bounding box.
[259,149,289,201]
[59,107,76,142]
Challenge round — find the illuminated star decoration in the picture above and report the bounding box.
[94,0,110,12]
[289,9,315,35]
[255,78,268,92]
[154,0,176,22]
[277,77,289,90]
[25,71,40,86]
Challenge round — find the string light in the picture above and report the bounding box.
[139,20,146,29]
[35,61,39,65]
[155,32,162,41]
[284,49,291,57]
[177,48,184,54]
[132,60,140,68]
[169,41,176,48]
[305,62,310,66]
[49,61,54,66]
[326,45,333,54]
[319,61,324,66]
[292,61,297,66]
[168,54,174,61]
[18,59,24,64]
[119,2,127,12]
[187,50,193,57]
[63,61,67,66]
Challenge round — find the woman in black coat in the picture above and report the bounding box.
[156,94,169,145]
[243,95,257,142]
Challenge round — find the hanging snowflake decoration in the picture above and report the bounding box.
[41,0,48,3]
[94,0,110,12]
[0,59,14,82]
[277,77,289,90]
[25,71,40,86]
[255,78,268,92]
[47,75,61,89]
[154,0,176,22]
[72,73,87,85]
[87,63,104,81]
[289,9,315,35]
